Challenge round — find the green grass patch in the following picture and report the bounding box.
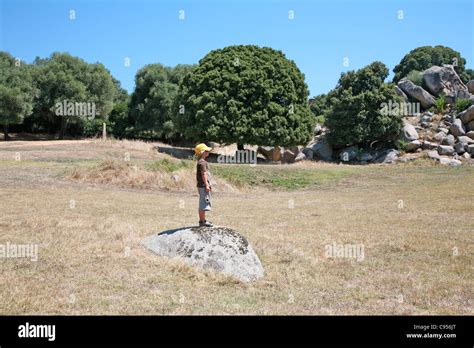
[212,164,357,190]
[146,158,193,173]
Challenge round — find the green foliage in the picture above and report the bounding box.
[314,115,325,125]
[146,158,192,173]
[174,45,315,147]
[0,52,36,138]
[405,70,423,86]
[310,94,329,118]
[82,118,108,137]
[108,101,131,138]
[30,52,117,138]
[212,163,355,190]
[434,96,446,113]
[454,98,472,112]
[396,139,409,152]
[393,45,468,83]
[129,63,195,140]
[111,76,129,104]
[325,61,403,147]
[465,68,474,82]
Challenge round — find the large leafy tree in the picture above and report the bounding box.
[174,45,314,147]
[108,77,131,139]
[129,63,195,140]
[0,52,35,140]
[393,45,469,83]
[325,62,403,147]
[31,52,116,138]
[309,93,330,124]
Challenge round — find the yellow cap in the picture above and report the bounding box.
[195,143,212,155]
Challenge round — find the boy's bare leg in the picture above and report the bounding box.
[198,209,206,221]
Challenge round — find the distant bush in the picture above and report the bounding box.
[406,70,423,86]
[435,96,446,113]
[454,98,472,112]
[314,115,325,125]
[393,45,469,83]
[396,139,409,152]
[108,101,130,139]
[83,118,108,137]
[146,158,192,173]
[325,61,403,147]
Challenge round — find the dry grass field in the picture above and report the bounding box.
[0,139,473,315]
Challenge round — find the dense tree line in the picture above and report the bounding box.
[1,45,472,149]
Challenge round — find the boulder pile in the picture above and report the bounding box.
[256,64,474,166]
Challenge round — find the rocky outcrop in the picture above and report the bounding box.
[339,146,357,162]
[450,118,466,136]
[310,136,333,161]
[281,148,297,163]
[422,65,470,103]
[374,149,399,163]
[439,157,462,166]
[442,134,455,146]
[459,105,474,125]
[394,85,409,102]
[258,146,281,162]
[398,79,436,108]
[400,121,419,142]
[405,140,421,152]
[143,226,264,282]
[467,80,474,94]
[438,145,455,156]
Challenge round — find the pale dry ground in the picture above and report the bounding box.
[0,139,473,315]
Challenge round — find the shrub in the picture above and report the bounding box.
[146,158,192,173]
[83,118,108,137]
[454,98,472,112]
[396,139,409,152]
[435,96,446,113]
[325,62,403,147]
[314,115,325,125]
[406,70,423,86]
[393,45,468,83]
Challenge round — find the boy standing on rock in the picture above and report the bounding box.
[195,143,213,227]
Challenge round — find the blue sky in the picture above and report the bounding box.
[1,0,473,96]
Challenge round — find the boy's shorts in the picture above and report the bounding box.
[198,187,212,211]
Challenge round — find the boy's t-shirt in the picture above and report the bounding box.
[196,158,211,187]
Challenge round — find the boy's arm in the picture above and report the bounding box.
[202,171,211,192]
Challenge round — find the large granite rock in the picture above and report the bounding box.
[394,85,409,102]
[281,148,297,163]
[450,118,466,136]
[437,145,455,156]
[398,79,436,109]
[143,226,264,282]
[258,146,281,162]
[400,121,419,142]
[374,149,399,163]
[458,105,474,125]
[310,136,333,161]
[422,65,470,102]
[405,140,421,152]
[467,80,474,94]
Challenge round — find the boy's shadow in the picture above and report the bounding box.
[158,226,200,236]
